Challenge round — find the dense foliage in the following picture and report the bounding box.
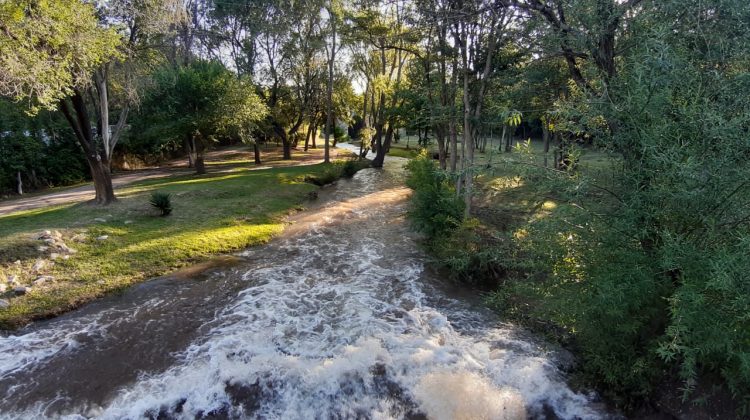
[405,153,464,239]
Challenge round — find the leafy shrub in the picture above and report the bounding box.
[341,159,358,178]
[333,125,348,142]
[149,192,172,216]
[305,159,364,186]
[404,152,464,239]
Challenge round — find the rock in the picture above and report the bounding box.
[52,230,62,239]
[62,255,70,260]
[13,286,28,295]
[94,217,107,223]
[13,260,21,266]
[57,244,77,254]
[32,260,46,272]
[37,245,49,252]
[33,276,53,286]
[49,253,60,260]
[71,233,87,243]
[0,283,6,293]
[96,235,109,241]
[0,299,9,309]
[7,275,18,285]
[43,238,56,245]
[37,230,52,240]
[124,220,134,225]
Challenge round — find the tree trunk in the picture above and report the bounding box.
[449,121,458,172]
[87,156,116,204]
[304,123,313,151]
[436,129,447,170]
[194,136,206,174]
[16,171,23,195]
[185,134,196,168]
[253,142,262,164]
[324,6,336,164]
[461,46,473,217]
[503,125,511,152]
[59,91,116,204]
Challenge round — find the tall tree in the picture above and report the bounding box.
[0,0,122,204]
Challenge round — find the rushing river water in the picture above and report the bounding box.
[0,150,606,419]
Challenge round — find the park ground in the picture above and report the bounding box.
[0,145,360,329]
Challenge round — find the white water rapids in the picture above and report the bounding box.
[0,152,606,419]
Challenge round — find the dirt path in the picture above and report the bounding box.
[0,145,346,216]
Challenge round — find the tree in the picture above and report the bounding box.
[134,60,266,174]
[0,0,122,204]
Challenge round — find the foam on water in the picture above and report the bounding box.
[1,155,604,419]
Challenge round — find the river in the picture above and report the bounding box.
[0,150,606,419]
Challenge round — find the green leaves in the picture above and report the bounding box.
[0,0,122,112]
[133,60,266,149]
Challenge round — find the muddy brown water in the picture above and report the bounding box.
[0,149,608,419]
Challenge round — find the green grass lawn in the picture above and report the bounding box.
[0,160,358,329]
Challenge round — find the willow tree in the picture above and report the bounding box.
[0,0,122,204]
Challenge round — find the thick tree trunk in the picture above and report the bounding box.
[59,92,116,204]
[87,156,116,204]
[192,133,207,174]
[185,134,196,168]
[253,142,262,164]
[194,155,206,174]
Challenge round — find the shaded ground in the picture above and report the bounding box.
[0,145,347,215]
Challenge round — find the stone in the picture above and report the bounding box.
[13,260,21,266]
[37,230,52,240]
[13,286,28,295]
[0,283,6,293]
[43,238,56,245]
[37,245,49,252]
[62,255,70,260]
[124,220,134,225]
[31,260,46,272]
[33,276,53,286]
[96,235,109,241]
[0,299,9,309]
[52,230,62,238]
[94,217,107,223]
[49,253,60,260]
[7,275,18,285]
[71,234,87,243]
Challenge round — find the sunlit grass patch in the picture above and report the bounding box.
[0,161,357,329]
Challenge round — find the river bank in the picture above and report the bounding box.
[0,148,362,329]
[0,153,605,418]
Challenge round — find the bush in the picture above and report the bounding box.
[341,159,358,178]
[333,125,348,143]
[305,159,364,186]
[149,192,172,216]
[404,152,464,239]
